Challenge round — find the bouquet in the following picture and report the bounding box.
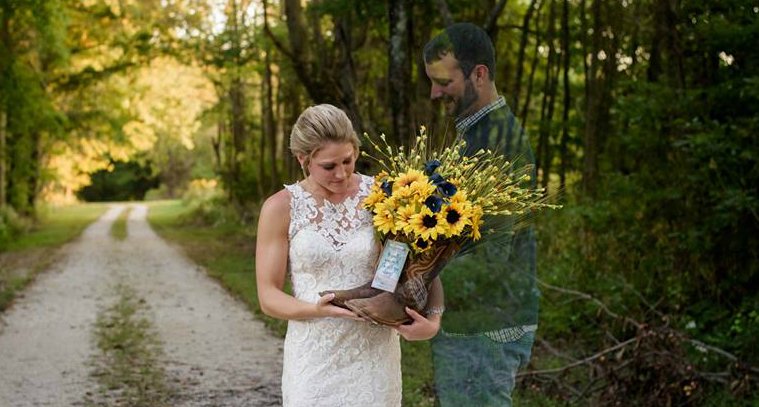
[320,127,558,326]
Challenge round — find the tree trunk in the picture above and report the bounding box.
[229,79,246,187]
[265,0,366,134]
[484,0,509,42]
[1,4,11,209]
[254,78,265,199]
[212,119,223,175]
[282,79,302,181]
[559,0,571,190]
[582,0,603,196]
[0,110,6,208]
[520,0,545,127]
[334,16,367,135]
[537,0,558,190]
[512,0,539,113]
[263,42,278,195]
[388,0,411,146]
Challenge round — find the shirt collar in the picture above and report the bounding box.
[455,96,506,135]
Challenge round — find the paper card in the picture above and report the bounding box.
[371,240,410,292]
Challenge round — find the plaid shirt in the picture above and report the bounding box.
[443,95,538,343]
[455,96,507,137]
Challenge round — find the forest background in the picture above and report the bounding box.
[1,0,757,405]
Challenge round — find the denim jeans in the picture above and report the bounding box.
[432,330,535,407]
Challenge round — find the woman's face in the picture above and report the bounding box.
[301,141,357,196]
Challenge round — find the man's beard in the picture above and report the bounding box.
[452,78,478,118]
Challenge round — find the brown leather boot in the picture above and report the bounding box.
[344,241,460,326]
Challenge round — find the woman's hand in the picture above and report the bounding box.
[395,307,441,341]
[315,293,364,321]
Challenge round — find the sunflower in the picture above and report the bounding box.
[407,180,436,198]
[394,203,418,233]
[363,188,387,209]
[449,189,469,204]
[408,206,447,241]
[393,169,427,190]
[373,200,398,234]
[411,238,432,253]
[441,201,472,238]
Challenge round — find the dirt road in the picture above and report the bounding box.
[0,204,283,406]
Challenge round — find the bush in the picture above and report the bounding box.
[0,206,31,250]
[179,179,238,226]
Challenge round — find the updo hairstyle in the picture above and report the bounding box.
[289,104,361,175]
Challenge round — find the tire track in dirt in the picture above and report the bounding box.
[0,204,283,406]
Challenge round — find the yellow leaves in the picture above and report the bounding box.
[122,121,157,151]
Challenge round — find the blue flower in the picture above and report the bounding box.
[437,181,457,197]
[429,173,445,185]
[423,159,441,175]
[424,195,443,213]
[381,180,393,196]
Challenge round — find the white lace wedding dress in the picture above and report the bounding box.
[281,174,402,406]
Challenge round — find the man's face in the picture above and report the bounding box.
[425,53,479,118]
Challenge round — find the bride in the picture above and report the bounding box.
[256,104,443,406]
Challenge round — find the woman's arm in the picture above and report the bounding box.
[255,190,359,321]
[395,276,444,341]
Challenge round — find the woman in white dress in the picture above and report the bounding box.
[256,104,443,406]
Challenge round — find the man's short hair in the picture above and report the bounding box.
[423,22,496,81]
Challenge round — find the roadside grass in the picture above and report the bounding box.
[145,199,436,407]
[86,283,172,406]
[110,206,131,240]
[0,203,107,312]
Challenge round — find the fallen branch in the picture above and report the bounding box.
[537,278,644,329]
[518,337,637,377]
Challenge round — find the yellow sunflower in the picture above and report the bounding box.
[363,188,387,209]
[408,180,436,199]
[411,238,432,253]
[395,203,418,233]
[449,189,470,204]
[441,201,472,238]
[408,206,447,241]
[373,200,398,235]
[393,169,427,190]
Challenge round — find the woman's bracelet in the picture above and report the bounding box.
[425,306,445,317]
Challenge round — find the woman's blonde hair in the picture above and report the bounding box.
[290,104,361,174]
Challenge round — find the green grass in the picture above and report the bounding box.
[145,199,437,406]
[110,206,131,240]
[0,203,107,311]
[7,203,108,250]
[87,283,172,406]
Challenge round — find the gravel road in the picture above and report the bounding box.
[0,204,283,406]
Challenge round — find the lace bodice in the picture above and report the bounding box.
[281,173,402,406]
[286,174,374,251]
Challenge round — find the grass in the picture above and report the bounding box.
[0,203,107,311]
[86,283,172,406]
[110,205,131,240]
[145,199,437,406]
